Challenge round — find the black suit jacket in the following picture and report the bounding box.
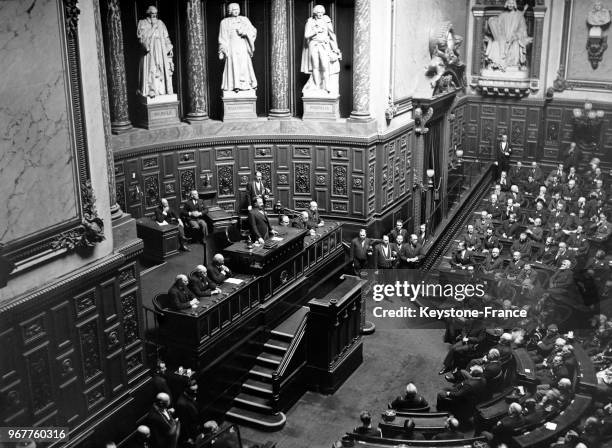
[375,244,395,268]
[208,263,232,285]
[246,180,268,206]
[350,237,372,261]
[188,272,216,297]
[154,206,180,224]
[307,209,322,228]
[168,284,194,310]
[182,198,208,221]
[146,405,180,448]
[248,209,272,240]
[175,393,199,443]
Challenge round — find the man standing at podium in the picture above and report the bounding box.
[248,197,277,244]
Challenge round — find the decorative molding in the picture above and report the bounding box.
[26,348,53,413]
[277,174,288,185]
[80,320,102,380]
[294,163,311,194]
[63,0,80,38]
[269,0,290,117]
[185,0,208,121]
[217,165,234,197]
[332,165,348,196]
[121,293,139,346]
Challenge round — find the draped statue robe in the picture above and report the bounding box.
[137,18,174,97]
[485,9,532,70]
[301,15,341,93]
[218,16,258,92]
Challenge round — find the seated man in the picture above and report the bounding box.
[439,317,486,374]
[307,201,324,228]
[566,225,589,258]
[592,212,612,239]
[182,190,209,242]
[529,161,544,184]
[450,241,473,269]
[432,417,463,440]
[561,179,581,204]
[525,218,544,242]
[462,224,481,252]
[516,263,538,291]
[481,227,501,253]
[549,201,568,228]
[353,411,382,437]
[437,365,487,415]
[154,198,189,251]
[278,215,290,227]
[292,211,312,230]
[208,254,232,285]
[481,247,503,275]
[546,163,566,186]
[168,274,197,311]
[498,213,520,239]
[474,211,493,237]
[549,221,566,244]
[523,174,539,198]
[511,233,533,259]
[188,265,221,298]
[388,219,408,243]
[510,161,526,186]
[390,383,429,411]
[549,242,574,268]
[487,194,503,220]
[492,403,525,438]
[534,186,550,208]
[248,197,277,244]
[548,259,574,290]
[505,251,525,279]
[499,171,512,191]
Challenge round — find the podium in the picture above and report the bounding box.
[136,218,179,263]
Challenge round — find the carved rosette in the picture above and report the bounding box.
[105,0,132,133]
[185,0,208,121]
[294,163,311,193]
[269,0,290,117]
[350,0,371,120]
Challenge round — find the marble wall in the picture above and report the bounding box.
[0,0,78,243]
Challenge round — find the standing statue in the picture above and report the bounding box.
[301,5,342,94]
[218,3,258,92]
[484,0,533,71]
[137,6,174,98]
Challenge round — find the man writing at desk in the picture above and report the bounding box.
[248,197,278,244]
[208,254,233,285]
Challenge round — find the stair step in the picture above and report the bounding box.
[257,352,282,367]
[264,339,290,354]
[269,329,293,342]
[233,392,273,412]
[226,407,286,431]
[243,378,273,396]
[249,365,275,381]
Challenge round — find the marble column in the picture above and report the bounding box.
[471,8,485,77]
[185,0,209,122]
[106,0,132,134]
[349,0,371,121]
[269,0,290,118]
[530,6,547,79]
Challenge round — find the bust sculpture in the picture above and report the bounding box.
[218,3,258,93]
[137,6,174,98]
[301,5,342,95]
[484,0,533,71]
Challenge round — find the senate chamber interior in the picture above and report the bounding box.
[3,1,612,447]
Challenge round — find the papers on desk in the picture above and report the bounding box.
[544,422,557,431]
[271,236,284,242]
[224,278,244,285]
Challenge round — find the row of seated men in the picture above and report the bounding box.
[349,220,429,274]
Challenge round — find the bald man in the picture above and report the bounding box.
[168,274,197,310]
[146,392,180,448]
[208,254,232,285]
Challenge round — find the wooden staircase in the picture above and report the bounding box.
[226,307,309,431]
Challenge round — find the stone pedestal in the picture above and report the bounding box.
[137,94,181,129]
[302,94,340,121]
[222,90,257,121]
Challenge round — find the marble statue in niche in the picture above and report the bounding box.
[218,3,258,93]
[426,22,465,95]
[586,1,611,69]
[137,6,174,98]
[301,4,342,95]
[483,0,532,72]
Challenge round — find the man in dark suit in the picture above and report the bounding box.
[497,134,512,178]
[499,213,520,239]
[481,247,503,275]
[208,254,232,285]
[182,190,209,241]
[437,365,487,414]
[388,220,408,243]
[168,274,197,311]
[154,198,189,251]
[548,259,574,289]
[307,201,324,228]
[505,251,525,279]
[292,211,312,230]
[152,360,171,398]
[246,171,270,210]
[432,417,463,440]
[511,233,533,259]
[417,223,428,246]
[390,383,429,411]
[353,411,382,437]
[529,161,544,183]
[550,242,574,268]
[375,235,396,269]
[510,161,527,186]
[188,265,221,298]
[499,170,512,191]
[439,318,486,374]
[145,392,180,448]
[248,197,277,244]
[462,225,481,252]
[350,229,373,275]
[451,241,473,269]
[546,163,567,186]
[175,380,199,446]
[562,142,582,169]
[535,236,556,264]
[401,234,425,268]
[481,227,500,253]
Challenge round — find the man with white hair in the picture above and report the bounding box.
[492,402,524,437]
[208,254,232,285]
[292,210,312,230]
[146,392,180,448]
[307,201,324,228]
[390,383,429,411]
[168,274,198,311]
[437,364,487,413]
[189,265,221,298]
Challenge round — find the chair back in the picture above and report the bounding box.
[153,293,170,311]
